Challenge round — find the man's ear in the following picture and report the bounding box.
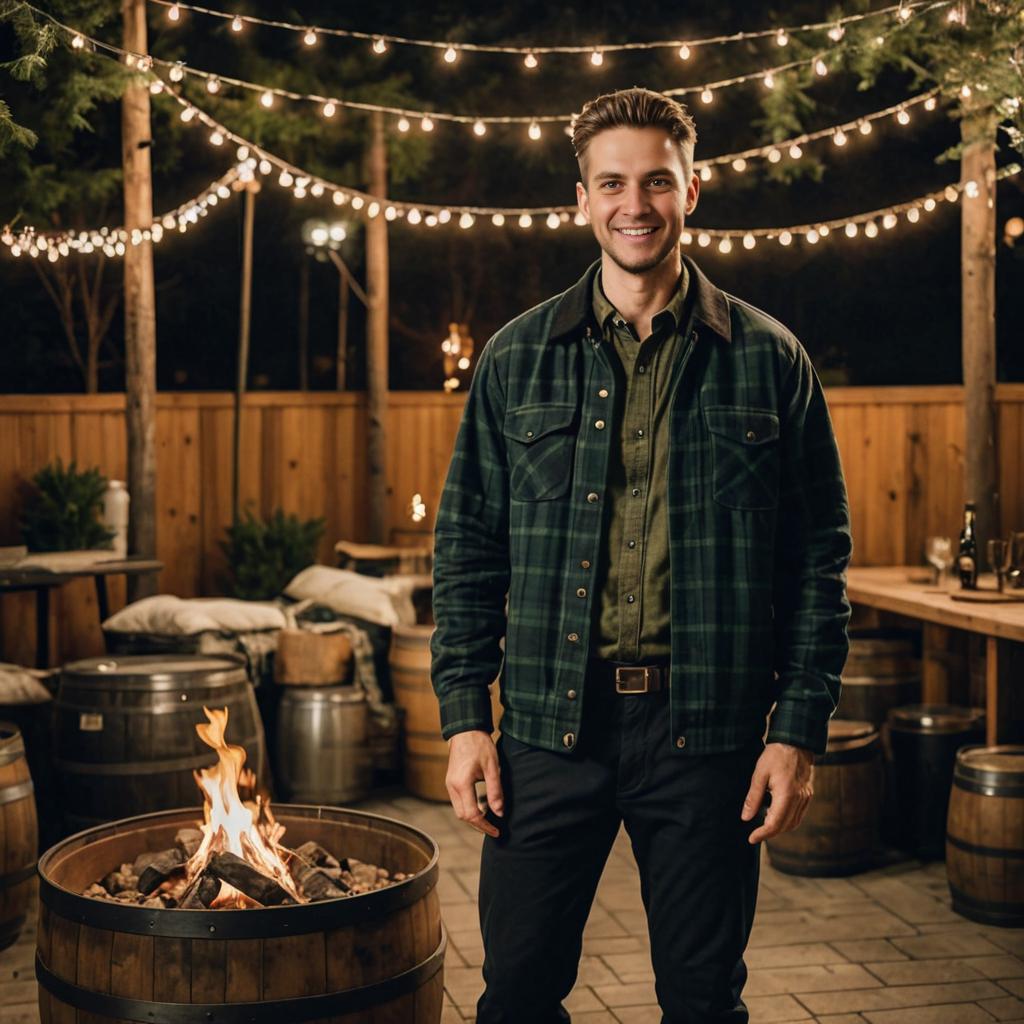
[575,180,590,221]
[685,173,700,216]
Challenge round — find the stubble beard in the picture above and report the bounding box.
[602,227,682,276]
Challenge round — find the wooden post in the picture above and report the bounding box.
[960,113,999,550]
[365,110,390,543]
[298,257,310,391]
[232,183,256,525]
[337,271,349,391]
[122,0,157,600]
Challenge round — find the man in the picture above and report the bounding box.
[431,87,852,1023]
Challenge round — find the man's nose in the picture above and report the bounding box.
[619,185,651,216]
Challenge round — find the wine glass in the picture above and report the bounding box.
[987,538,1011,592]
[924,536,953,588]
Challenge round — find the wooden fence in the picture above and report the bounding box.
[1,385,1022,666]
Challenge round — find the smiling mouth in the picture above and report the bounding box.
[615,227,658,237]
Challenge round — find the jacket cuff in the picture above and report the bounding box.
[765,701,831,756]
[439,685,494,740]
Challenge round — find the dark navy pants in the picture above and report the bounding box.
[475,683,763,1024]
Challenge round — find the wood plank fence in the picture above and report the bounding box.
[1,385,1021,666]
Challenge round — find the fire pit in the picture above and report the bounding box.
[35,706,445,1022]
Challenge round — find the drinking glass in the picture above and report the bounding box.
[1009,531,1024,589]
[924,536,953,588]
[986,538,1011,592]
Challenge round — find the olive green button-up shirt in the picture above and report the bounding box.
[591,266,692,662]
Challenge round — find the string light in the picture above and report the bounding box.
[897,107,911,125]
[322,101,336,117]
[473,119,486,136]
[260,90,273,108]
[303,29,317,46]
[421,116,434,132]
[763,72,775,89]
[814,57,829,76]
[590,50,604,66]
[397,117,410,132]
[528,121,542,140]
[168,62,184,82]
[701,88,714,104]
[148,0,946,61]
[678,44,692,60]
[71,33,84,48]
[546,212,561,229]
[206,76,220,94]
[230,15,242,31]
[443,45,458,63]
[833,128,848,146]
[524,52,538,68]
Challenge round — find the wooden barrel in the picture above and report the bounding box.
[36,805,445,1023]
[0,723,37,951]
[767,719,882,877]
[55,655,268,833]
[275,686,372,804]
[887,703,985,859]
[837,634,920,726]
[390,624,501,803]
[947,745,1024,926]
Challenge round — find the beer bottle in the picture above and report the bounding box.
[958,501,978,590]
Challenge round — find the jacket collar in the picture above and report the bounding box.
[548,252,732,345]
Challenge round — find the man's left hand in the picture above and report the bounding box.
[741,743,815,844]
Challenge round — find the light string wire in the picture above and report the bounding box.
[33,0,943,134]
[148,0,950,59]
[1,165,241,260]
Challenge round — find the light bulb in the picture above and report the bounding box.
[590,50,603,66]
[351,197,364,210]
[404,208,420,224]
[459,212,474,229]
[231,15,242,31]
[700,166,712,182]
[743,233,756,250]
[678,44,691,60]
[373,37,387,54]
[819,225,830,237]
[180,106,196,122]
[169,63,185,82]
[961,83,972,98]
[925,96,937,111]
[421,117,434,132]
[259,159,272,174]
[865,221,879,238]
[700,88,713,104]
[859,120,872,135]
[789,144,803,159]
[945,185,959,202]
[763,72,775,89]
[473,120,486,136]
[311,182,324,197]
[438,209,451,223]
[833,129,847,146]
[303,29,317,46]
[71,34,85,49]
[697,232,711,247]
[814,58,828,77]
[776,29,788,46]
[209,130,224,146]
[964,179,979,198]
[898,5,912,21]
[806,229,819,244]
[779,231,793,246]
[923,197,936,211]
[732,158,747,172]
[443,46,458,63]
[149,81,163,95]
[718,237,732,254]
[828,24,845,41]
[519,214,533,228]
[397,117,410,132]
[546,212,560,229]
[385,206,397,221]
[278,171,293,187]
[845,222,858,237]
[907,207,921,222]
[768,148,782,164]
[897,108,910,125]
[528,121,542,140]
[332,191,346,205]
[260,90,274,108]
[883,213,897,229]
[492,213,505,226]
[168,3,180,21]
[524,52,538,69]
[574,211,587,226]
[206,77,220,94]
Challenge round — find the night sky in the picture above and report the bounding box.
[2,0,1022,392]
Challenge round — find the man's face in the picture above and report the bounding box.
[576,126,699,276]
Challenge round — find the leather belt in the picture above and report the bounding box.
[591,660,670,694]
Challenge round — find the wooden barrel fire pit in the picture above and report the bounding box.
[36,805,445,1023]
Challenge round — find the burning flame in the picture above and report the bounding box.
[186,707,304,906]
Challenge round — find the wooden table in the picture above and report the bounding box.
[846,566,1024,745]
[0,556,163,667]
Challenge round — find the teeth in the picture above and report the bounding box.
[619,228,655,236]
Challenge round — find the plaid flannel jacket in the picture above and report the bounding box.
[431,254,852,756]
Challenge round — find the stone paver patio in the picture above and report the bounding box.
[4,790,1023,1023]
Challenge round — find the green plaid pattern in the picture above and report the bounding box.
[431,255,852,756]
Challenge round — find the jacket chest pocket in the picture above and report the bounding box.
[704,406,780,510]
[503,403,577,501]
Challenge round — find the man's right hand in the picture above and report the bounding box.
[446,730,505,838]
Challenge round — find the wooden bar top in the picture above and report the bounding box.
[846,566,1024,643]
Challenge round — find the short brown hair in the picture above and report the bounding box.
[572,87,697,181]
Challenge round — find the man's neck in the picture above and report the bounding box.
[600,249,683,338]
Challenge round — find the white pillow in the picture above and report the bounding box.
[283,566,423,626]
[103,595,285,636]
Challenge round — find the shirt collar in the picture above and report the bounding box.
[592,264,690,336]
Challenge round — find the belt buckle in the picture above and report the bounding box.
[615,667,651,694]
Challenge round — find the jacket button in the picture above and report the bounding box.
[626,594,635,604]
[567,632,579,643]
[526,430,535,439]
[637,365,646,374]
[580,559,591,569]
[567,689,577,700]
[598,388,609,398]
[631,488,640,497]
[576,587,587,598]
[676,736,686,749]
[587,492,600,503]
[745,430,756,441]
[595,420,606,430]
[563,732,575,748]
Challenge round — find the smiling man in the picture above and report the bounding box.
[432,87,853,1023]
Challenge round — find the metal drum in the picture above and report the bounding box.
[274,686,372,804]
[55,655,267,833]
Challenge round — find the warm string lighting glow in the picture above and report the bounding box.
[148,0,950,62]
[1,166,243,261]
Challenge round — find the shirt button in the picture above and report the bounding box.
[631,488,640,497]
[563,732,576,748]
[627,540,636,549]
[576,587,587,598]
[598,388,609,398]
[676,736,686,749]
[595,420,606,430]
[580,559,591,569]
[636,429,644,438]
[526,430,534,439]
[587,492,600,504]
[637,365,646,374]
[567,689,577,700]
[745,430,756,441]
[567,632,579,643]
[626,594,635,604]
